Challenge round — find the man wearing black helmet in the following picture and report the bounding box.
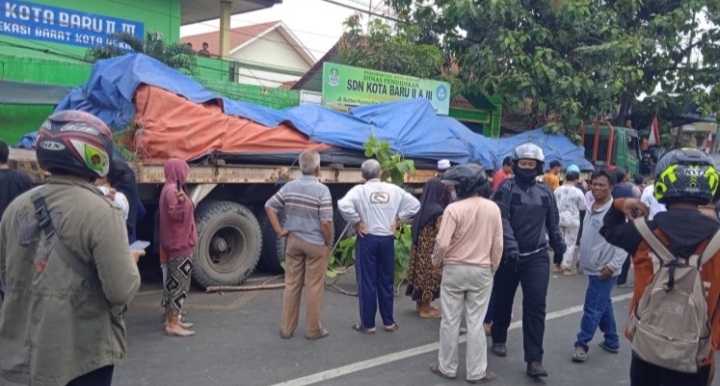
[489,143,566,378]
[429,163,502,384]
[601,148,720,386]
[0,111,144,386]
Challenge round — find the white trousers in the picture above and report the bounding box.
[560,226,579,269]
[438,265,493,381]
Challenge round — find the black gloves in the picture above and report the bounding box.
[503,253,519,272]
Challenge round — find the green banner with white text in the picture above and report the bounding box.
[321,63,451,115]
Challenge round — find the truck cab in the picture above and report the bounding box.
[581,121,640,175]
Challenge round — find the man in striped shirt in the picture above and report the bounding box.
[265,151,334,340]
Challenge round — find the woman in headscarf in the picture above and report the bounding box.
[406,178,448,318]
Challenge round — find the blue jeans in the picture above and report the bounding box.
[575,275,620,352]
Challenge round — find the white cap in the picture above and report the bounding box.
[437,159,451,170]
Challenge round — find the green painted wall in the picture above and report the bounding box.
[0,0,181,62]
[1,55,91,84]
[196,77,300,110]
[0,55,92,144]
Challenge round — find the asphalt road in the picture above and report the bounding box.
[114,266,720,386]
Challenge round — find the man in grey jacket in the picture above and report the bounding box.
[0,111,143,386]
[571,167,625,363]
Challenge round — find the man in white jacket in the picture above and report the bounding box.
[338,159,420,334]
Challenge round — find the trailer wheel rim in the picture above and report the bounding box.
[204,223,247,274]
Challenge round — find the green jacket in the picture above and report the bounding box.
[0,177,141,386]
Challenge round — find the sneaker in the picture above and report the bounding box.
[526,361,548,377]
[491,343,507,357]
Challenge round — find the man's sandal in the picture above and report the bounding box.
[306,328,330,340]
[429,364,456,380]
[384,323,399,332]
[351,324,375,334]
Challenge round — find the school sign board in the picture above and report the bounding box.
[0,0,145,48]
[322,63,451,115]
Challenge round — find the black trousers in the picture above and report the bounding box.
[490,250,549,363]
[630,354,714,386]
[617,254,632,285]
[66,366,114,386]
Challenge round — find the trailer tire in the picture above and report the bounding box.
[257,209,287,274]
[334,209,353,240]
[192,201,262,288]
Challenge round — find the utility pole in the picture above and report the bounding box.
[674,10,697,147]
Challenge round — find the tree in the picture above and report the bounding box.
[340,13,459,90]
[86,32,197,75]
[408,0,720,139]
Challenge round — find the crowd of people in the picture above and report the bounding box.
[1,110,720,386]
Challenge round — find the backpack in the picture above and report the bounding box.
[629,218,720,373]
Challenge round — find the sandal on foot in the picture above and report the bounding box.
[572,348,587,362]
[384,323,399,332]
[419,310,441,319]
[429,364,456,380]
[467,370,496,384]
[351,324,375,334]
[279,331,293,339]
[598,341,619,353]
[306,328,330,340]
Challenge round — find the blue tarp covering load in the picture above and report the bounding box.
[493,129,594,171]
[54,54,593,170]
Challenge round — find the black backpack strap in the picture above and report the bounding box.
[31,188,95,281]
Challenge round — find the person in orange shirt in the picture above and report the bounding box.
[543,160,562,191]
[492,157,513,191]
[600,148,720,386]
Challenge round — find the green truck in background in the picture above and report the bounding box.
[581,121,641,176]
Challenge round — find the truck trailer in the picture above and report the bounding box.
[8,147,435,288]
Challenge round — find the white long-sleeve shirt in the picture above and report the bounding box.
[337,179,421,236]
[97,186,129,220]
[640,184,666,221]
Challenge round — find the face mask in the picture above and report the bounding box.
[451,191,458,202]
[514,168,538,183]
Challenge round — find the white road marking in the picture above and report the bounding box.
[268,292,634,386]
[136,289,164,296]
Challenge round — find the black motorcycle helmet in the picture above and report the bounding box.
[654,148,718,205]
[36,110,114,181]
[441,163,490,199]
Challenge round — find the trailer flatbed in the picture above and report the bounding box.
[9,147,436,288]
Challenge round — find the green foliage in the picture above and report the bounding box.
[363,135,417,185]
[398,0,720,137]
[112,121,140,162]
[339,13,449,84]
[86,32,197,75]
[330,136,417,285]
[393,223,413,285]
